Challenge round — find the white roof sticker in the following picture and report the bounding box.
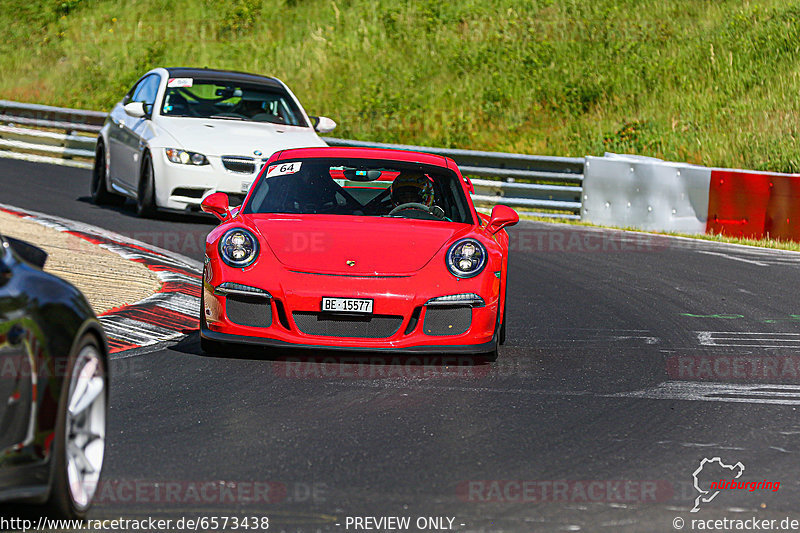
[266,162,302,178]
[167,78,193,88]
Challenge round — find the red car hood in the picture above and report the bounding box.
[247,215,471,276]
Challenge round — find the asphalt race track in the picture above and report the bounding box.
[2,157,800,532]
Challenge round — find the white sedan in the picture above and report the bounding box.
[92,67,336,217]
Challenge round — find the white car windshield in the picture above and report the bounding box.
[161,79,307,126]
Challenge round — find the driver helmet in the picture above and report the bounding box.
[391,173,435,207]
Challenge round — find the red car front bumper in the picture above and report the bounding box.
[201,267,501,353]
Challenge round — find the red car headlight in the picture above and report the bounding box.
[219,228,259,268]
[446,238,487,278]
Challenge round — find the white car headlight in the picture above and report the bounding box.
[219,228,259,268]
[446,239,487,278]
[165,148,209,166]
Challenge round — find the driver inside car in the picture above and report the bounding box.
[391,173,435,207]
[235,97,266,118]
[390,173,448,219]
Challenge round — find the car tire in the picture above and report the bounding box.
[499,274,508,345]
[499,305,507,345]
[46,333,107,519]
[91,142,124,206]
[482,342,499,363]
[199,300,227,355]
[136,151,157,218]
[482,291,505,362]
[200,335,227,355]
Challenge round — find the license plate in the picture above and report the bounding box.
[321,297,373,314]
[241,181,252,193]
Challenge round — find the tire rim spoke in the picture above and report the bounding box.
[68,376,103,417]
[67,460,88,507]
[67,441,95,474]
[73,424,103,441]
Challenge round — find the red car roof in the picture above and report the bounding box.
[273,146,453,168]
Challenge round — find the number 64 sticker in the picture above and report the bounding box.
[266,162,302,178]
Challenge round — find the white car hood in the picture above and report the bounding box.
[155,116,326,158]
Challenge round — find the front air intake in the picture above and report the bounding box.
[422,307,472,336]
[292,312,402,338]
[226,296,272,328]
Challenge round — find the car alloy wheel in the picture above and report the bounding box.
[64,341,107,512]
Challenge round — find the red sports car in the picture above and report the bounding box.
[200,147,518,359]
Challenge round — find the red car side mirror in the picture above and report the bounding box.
[485,205,519,235]
[201,192,231,221]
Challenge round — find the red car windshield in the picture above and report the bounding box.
[243,158,474,224]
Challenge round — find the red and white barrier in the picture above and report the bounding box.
[707,169,800,240]
[583,154,800,242]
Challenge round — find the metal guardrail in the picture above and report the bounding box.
[323,137,583,216]
[0,100,106,133]
[0,100,584,218]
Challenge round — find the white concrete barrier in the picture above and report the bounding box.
[582,154,712,234]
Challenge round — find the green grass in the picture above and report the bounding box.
[3,0,800,172]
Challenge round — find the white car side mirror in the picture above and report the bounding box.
[123,102,146,118]
[313,116,337,134]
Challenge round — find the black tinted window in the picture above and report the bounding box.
[244,158,473,224]
[161,79,307,126]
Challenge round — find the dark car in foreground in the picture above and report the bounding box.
[0,235,108,518]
